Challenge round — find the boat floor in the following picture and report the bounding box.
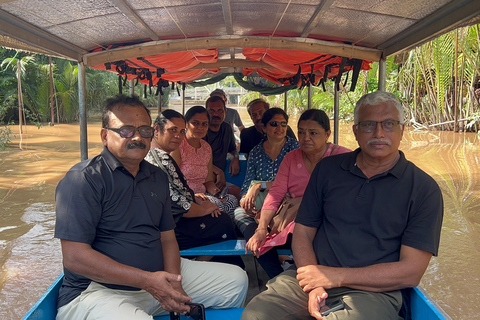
[242,255,270,304]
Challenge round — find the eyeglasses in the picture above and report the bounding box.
[356,120,402,133]
[106,125,154,138]
[166,127,186,135]
[269,121,287,128]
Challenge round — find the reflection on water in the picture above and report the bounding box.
[0,109,479,319]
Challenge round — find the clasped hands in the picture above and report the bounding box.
[240,183,261,216]
[145,271,192,315]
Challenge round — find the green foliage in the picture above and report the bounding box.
[0,121,14,149]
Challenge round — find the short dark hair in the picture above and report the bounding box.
[261,107,289,126]
[205,95,226,109]
[247,98,270,115]
[101,94,151,128]
[154,109,185,133]
[298,109,330,132]
[185,105,209,123]
[210,89,227,99]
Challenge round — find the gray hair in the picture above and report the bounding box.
[354,91,404,124]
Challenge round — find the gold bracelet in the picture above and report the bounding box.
[255,228,267,234]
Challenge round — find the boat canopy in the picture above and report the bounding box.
[1,0,479,89]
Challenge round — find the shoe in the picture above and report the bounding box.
[281,260,295,271]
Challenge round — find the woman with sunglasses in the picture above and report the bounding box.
[233,108,299,278]
[245,109,351,277]
[145,109,238,251]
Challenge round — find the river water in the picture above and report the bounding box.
[0,107,479,319]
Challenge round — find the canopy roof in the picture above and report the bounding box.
[1,0,480,87]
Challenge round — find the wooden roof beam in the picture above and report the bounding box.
[380,0,480,56]
[301,0,336,38]
[0,8,85,61]
[110,0,159,41]
[84,35,382,67]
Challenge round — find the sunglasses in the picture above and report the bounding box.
[106,125,154,138]
[269,121,287,128]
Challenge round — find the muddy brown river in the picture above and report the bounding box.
[0,107,479,319]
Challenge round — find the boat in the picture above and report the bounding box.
[22,273,451,320]
[22,159,451,320]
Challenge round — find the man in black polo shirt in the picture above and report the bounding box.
[240,98,296,157]
[203,95,241,194]
[241,91,443,320]
[54,95,247,320]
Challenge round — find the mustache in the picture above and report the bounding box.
[212,116,221,120]
[127,142,147,149]
[367,138,391,146]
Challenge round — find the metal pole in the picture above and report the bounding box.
[378,56,386,91]
[307,84,312,109]
[129,79,135,96]
[182,85,186,115]
[78,62,88,161]
[284,91,288,112]
[158,93,162,114]
[333,87,339,145]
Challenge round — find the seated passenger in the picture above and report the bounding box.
[245,109,351,278]
[241,91,443,320]
[54,95,247,320]
[145,110,238,250]
[240,98,296,157]
[233,108,299,278]
[176,106,239,220]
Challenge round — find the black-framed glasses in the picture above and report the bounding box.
[166,127,187,136]
[356,120,402,133]
[269,121,287,128]
[106,125,154,138]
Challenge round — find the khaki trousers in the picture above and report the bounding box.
[241,269,403,320]
[56,258,248,320]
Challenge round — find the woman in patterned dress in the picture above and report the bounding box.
[145,109,237,251]
[233,108,299,278]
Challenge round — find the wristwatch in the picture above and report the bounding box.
[260,182,267,192]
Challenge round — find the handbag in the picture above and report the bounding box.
[266,195,303,235]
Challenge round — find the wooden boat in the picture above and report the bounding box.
[23,160,451,320]
[22,272,451,320]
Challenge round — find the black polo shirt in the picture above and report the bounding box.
[203,122,236,170]
[296,149,443,268]
[54,147,174,308]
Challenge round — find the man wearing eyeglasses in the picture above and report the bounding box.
[241,91,443,320]
[54,95,247,320]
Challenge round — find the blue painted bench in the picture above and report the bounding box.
[180,239,292,256]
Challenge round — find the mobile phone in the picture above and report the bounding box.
[169,303,205,320]
[186,303,205,320]
[320,299,344,317]
[218,186,229,199]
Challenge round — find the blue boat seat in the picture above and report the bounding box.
[154,308,244,320]
[180,239,292,256]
